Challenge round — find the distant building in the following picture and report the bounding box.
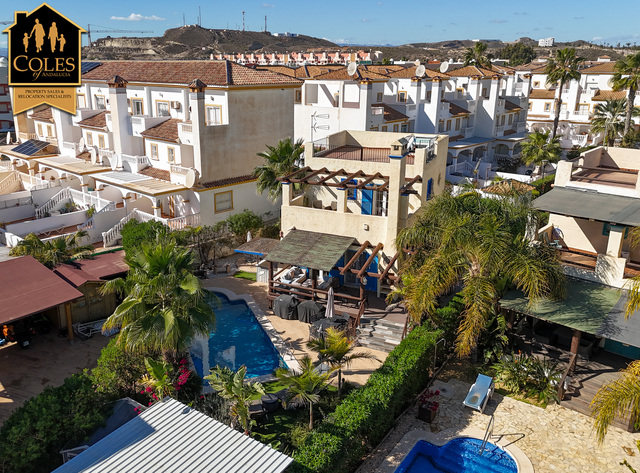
[0,57,14,133]
[538,37,555,47]
[273,32,298,37]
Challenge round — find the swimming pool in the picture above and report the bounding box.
[190,291,285,381]
[395,437,518,473]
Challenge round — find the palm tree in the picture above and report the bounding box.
[9,230,93,268]
[610,52,640,136]
[275,356,333,430]
[205,365,265,435]
[462,42,492,69]
[545,48,585,139]
[254,137,304,203]
[394,191,565,357]
[590,360,640,442]
[519,130,562,178]
[590,99,632,146]
[101,234,215,358]
[307,327,379,396]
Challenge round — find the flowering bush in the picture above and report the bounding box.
[418,389,440,412]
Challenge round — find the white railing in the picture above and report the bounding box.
[62,141,79,155]
[36,188,115,218]
[0,195,32,209]
[98,148,114,159]
[121,154,149,166]
[35,188,71,218]
[18,132,37,142]
[170,164,189,175]
[496,125,506,136]
[166,213,200,230]
[0,161,13,170]
[0,171,20,194]
[46,137,58,148]
[19,172,58,190]
[178,122,193,134]
[102,209,201,247]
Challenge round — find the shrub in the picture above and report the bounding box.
[493,353,562,404]
[0,374,109,473]
[121,219,169,254]
[530,174,555,195]
[191,392,232,425]
[225,209,263,239]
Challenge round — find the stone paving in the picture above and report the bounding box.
[358,378,640,473]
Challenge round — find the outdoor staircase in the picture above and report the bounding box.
[0,171,22,196]
[357,317,405,353]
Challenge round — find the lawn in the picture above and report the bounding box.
[234,270,257,281]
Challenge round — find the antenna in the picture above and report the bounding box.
[439,62,449,73]
[347,62,357,76]
[242,11,245,31]
[183,14,185,27]
[415,64,426,78]
[265,15,267,32]
[199,6,201,27]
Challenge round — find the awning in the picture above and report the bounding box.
[534,187,640,227]
[0,256,83,325]
[500,278,640,348]
[265,229,356,272]
[234,237,280,257]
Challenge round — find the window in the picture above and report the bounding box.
[528,101,532,110]
[578,104,589,114]
[333,92,340,105]
[401,123,408,132]
[131,98,144,116]
[214,190,233,213]
[46,125,53,137]
[294,89,302,103]
[602,223,629,238]
[544,102,551,112]
[86,132,93,146]
[393,124,399,132]
[455,118,461,131]
[382,125,388,132]
[456,87,464,98]
[482,87,488,98]
[500,115,506,126]
[98,134,105,149]
[168,146,175,163]
[438,121,444,132]
[150,143,158,160]
[446,120,451,131]
[156,101,170,117]
[374,190,388,217]
[206,105,222,126]
[426,91,432,102]
[426,178,434,200]
[376,92,383,102]
[341,179,357,200]
[533,81,540,88]
[508,114,513,125]
[37,123,43,136]
[77,94,86,109]
[95,95,105,109]
[370,126,379,131]
[397,91,407,103]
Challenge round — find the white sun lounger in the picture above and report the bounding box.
[463,374,494,413]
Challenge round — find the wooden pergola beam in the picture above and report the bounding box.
[400,175,422,195]
[316,168,348,184]
[356,172,384,189]
[340,241,370,275]
[357,242,384,279]
[379,251,399,282]
[340,170,367,185]
[279,166,311,182]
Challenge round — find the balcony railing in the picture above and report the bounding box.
[18,132,37,142]
[120,154,150,173]
[178,122,194,145]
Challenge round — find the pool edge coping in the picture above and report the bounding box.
[374,426,534,473]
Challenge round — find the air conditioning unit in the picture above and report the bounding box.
[171,101,181,110]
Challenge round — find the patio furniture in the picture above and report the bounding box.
[261,393,281,413]
[297,300,325,323]
[463,374,494,413]
[273,295,299,320]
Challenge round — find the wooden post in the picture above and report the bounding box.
[570,329,581,355]
[311,269,316,301]
[65,302,74,342]
[268,261,274,309]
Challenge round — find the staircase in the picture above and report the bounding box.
[35,188,72,218]
[357,317,405,353]
[0,171,22,195]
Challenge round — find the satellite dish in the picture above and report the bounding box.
[184,168,196,188]
[89,147,97,165]
[5,132,10,145]
[78,137,85,152]
[414,59,421,66]
[347,62,357,76]
[110,153,119,171]
[415,65,426,78]
[439,62,449,73]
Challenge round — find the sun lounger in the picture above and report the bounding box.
[463,374,494,413]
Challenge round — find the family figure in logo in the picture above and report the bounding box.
[23,19,65,53]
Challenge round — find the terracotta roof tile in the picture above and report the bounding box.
[30,106,54,122]
[138,166,171,181]
[446,65,498,78]
[295,65,344,79]
[529,89,556,99]
[581,62,617,74]
[82,60,302,86]
[387,67,449,80]
[77,111,109,129]
[140,118,180,142]
[200,174,256,189]
[256,65,297,77]
[77,151,91,162]
[371,103,408,122]
[442,100,470,116]
[313,65,390,81]
[592,90,627,101]
[504,99,522,111]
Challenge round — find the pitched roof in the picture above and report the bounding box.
[0,256,83,325]
[446,65,498,78]
[592,89,627,101]
[138,166,171,181]
[235,237,281,256]
[295,65,344,79]
[387,67,449,80]
[140,118,180,142]
[256,65,297,77]
[581,62,617,74]
[371,103,408,122]
[200,174,256,189]
[30,106,54,122]
[54,251,128,287]
[529,89,556,99]
[77,111,109,129]
[442,100,470,116]
[504,99,522,111]
[313,65,390,81]
[82,60,302,86]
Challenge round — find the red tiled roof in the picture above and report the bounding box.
[442,100,470,116]
[504,99,522,111]
[387,67,449,80]
[77,111,109,129]
[581,62,617,74]
[314,65,390,81]
[140,118,180,143]
[77,151,91,162]
[529,89,556,99]
[295,65,344,79]
[54,250,128,287]
[138,166,171,181]
[31,106,54,122]
[82,60,302,86]
[256,65,297,77]
[200,174,256,189]
[446,65,498,78]
[592,90,627,101]
[371,103,408,122]
[0,256,83,325]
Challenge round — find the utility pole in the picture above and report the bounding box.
[198,6,201,27]
[183,14,185,26]
[242,11,245,31]
[265,15,267,32]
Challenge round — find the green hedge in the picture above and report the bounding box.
[530,174,555,195]
[291,326,440,473]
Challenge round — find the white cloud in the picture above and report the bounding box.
[262,3,275,7]
[110,13,166,21]
[362,18,369,22]
[592,36,602,40]
[490,19,507,24]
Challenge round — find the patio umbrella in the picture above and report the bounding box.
[326,287,335,320]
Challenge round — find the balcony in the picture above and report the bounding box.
[178,122,194,145]
[495,125,507,137]
[464,127,474,138]
[120,154,150,173]
[131,115,169,137]
[517,122,527,133]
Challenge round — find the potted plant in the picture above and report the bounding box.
[417,388,440,423]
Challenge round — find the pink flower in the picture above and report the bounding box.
[179,359,187,365]
[146,386,153,393]
[148,402,153,406]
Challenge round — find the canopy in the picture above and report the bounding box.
[500,278,640,348]
[265,230,356,272]
[234,237,280,257]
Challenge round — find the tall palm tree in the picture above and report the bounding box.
[590,360,640,443]
[307,327,379,396]
[9,230,93,268]
[254,137,304,203]
[519,131,562,178]
[545,48,585,139]
[462,42,492,69]
[101,234,215,358]
[275,356,333,430]
[590,99,634,146]
[610,52,640,136]
[394,191,565,356]
[205,365,265,435]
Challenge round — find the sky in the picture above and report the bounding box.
[2,1,640,49]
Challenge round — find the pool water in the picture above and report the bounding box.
[395,438,517,473]
[190,292,285,381]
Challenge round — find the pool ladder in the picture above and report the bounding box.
[479,414,494,455]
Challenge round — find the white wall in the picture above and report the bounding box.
[5,210,87,238]
[199,181,280,227]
